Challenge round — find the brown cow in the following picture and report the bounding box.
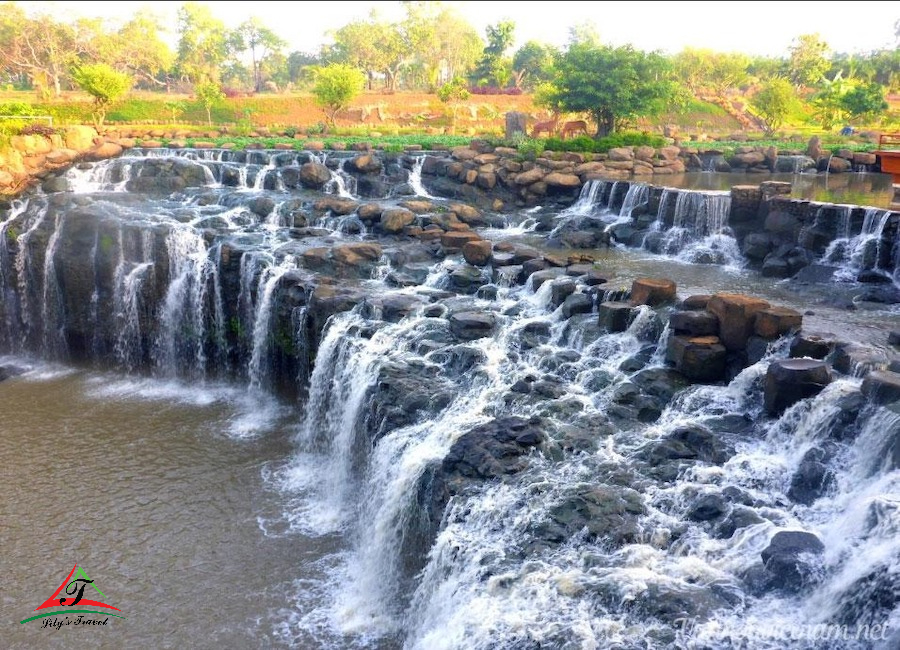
[560,120,588,139]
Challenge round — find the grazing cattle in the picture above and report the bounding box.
[532,117,559,138]
[560,120,588,139]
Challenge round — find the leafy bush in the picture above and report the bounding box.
[0,101,36,116]
[541,131,665,153]
[516,137,545,160]
[469,86,524,95]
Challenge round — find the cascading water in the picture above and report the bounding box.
[2,146,898,650]
[409,156,435,199]
[646,189,741,266]
[823,208,894,282]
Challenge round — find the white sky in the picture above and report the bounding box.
[14,0,900,57]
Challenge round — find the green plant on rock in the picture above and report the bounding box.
[516,137,545,160]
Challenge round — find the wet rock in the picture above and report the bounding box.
[666,335,727,382]
[462,240,492,266]
[331,242,383,277]
[448,311,496,340]
[707,293,771,351]
[362,293,426,323]
[638,423,734,482]
[764,358,832,415]
[440,231,481,251]
[0,364,26,382]
[669,310,719,336]
[831,565,900,630]
[687,493,729,522]
[715,506,766,539]
[449,265,487,293]
[367,359,455,440]
[630,278,677,307]
[861,370,900,405]
[528,268,566,291]
[475,284,498,300]
[379,207,416,233]
[789,332,834,359]
[754,306,802,339]
[788,446,835,505]
[313,196,359,216]
[349,153,382,173]
[562,292,594,319]
[550,277,577,308]
[680,294,711,310]
[535,483,647,547]
[298,161,331,188]
[598,301,636,332]
[760,530,825,592]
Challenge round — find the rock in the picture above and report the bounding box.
[64,125,97,151]
[631,278,676,307]
[298,161,331,188]
[754,306,802,339]
[313,196,359,216]
[449,265,486,293]
[607,147,634,161]
[544,172,581,188]
[716,506,765,539]
[332,242,383,269]
[448,311,496,340]
[357,203,383,221]
[462,240,492,266]
[687,493,729,522]
[440,416,544,480]
[788,447,834,505]
[380,207,416,233]
[562,293,594,318]
[514,167,545,185]
[760,530,825,592]
[550,278,577,308]
[669,310,719,336]
[681,295,712,310]
[706,293,771,351]
[667,335,727,382]
[528,268,565,290]
[349,154,382,173]
[789,333,834,359]
[398,200,435,214]
[440,231,481,251]
[538,483,646,547]
[861,370,900,406]
[764,359,832,415]
[598,301,636,332]
[83,142,123,162]
[448,202,483,225]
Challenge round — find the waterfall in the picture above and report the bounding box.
[823,208,893,282]
[409,156,435,199]
[39,212,67,359]
[646,190,740,266]
[0,198,29,351]
[13,196,49,348]
[153,225,223,378]
[248,256,297,391]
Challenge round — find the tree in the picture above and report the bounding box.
[673,48,749,95]
[544,42,676,137]
[312,64,365,128]
[750,77,798,135]
[71,63,132,127]
[286,51,320,87]
[92,11,174,90]
[788,33,830,88]
[230,17,285,92]
[176,3,228,84]
[470,20,515,88]
[0,5,83,97]
[511,41,556,90]
[327,13,406,91]
[402,3,483,90]
[840,82,889,121]
[810,71,850,130]
[194,81,225,126]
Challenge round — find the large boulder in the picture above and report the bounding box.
[861,370,900,406]
[760,530,825,592]
[298,161,331,189]
[667,335,727,382]
[706,293,771,351]
[764,359,832,415]
[448,311,496,340]
[380,207,416,233]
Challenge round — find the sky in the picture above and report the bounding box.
[14,0,900,57]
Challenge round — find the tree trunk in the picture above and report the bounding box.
[594,110,614,137]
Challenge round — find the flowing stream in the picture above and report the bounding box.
[1,148,898,649]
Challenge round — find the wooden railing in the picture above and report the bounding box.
[878,133,900,149]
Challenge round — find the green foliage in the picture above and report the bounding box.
[194,81,225,126]
[470,20,515,88]
[515,137,545,160]
[0,101,36,116]
[311,64,365,127]
[511,41,556,90]
[840,82,889,121]
[546,42,676,136]
[750,77,799,135]
[437,77,470,103]
[542,131,666,153]
[788,33,830,88]
[70,63,132,127]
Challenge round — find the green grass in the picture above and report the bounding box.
[141,133,472,151]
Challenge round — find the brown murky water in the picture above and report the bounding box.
[0,366,341,649]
